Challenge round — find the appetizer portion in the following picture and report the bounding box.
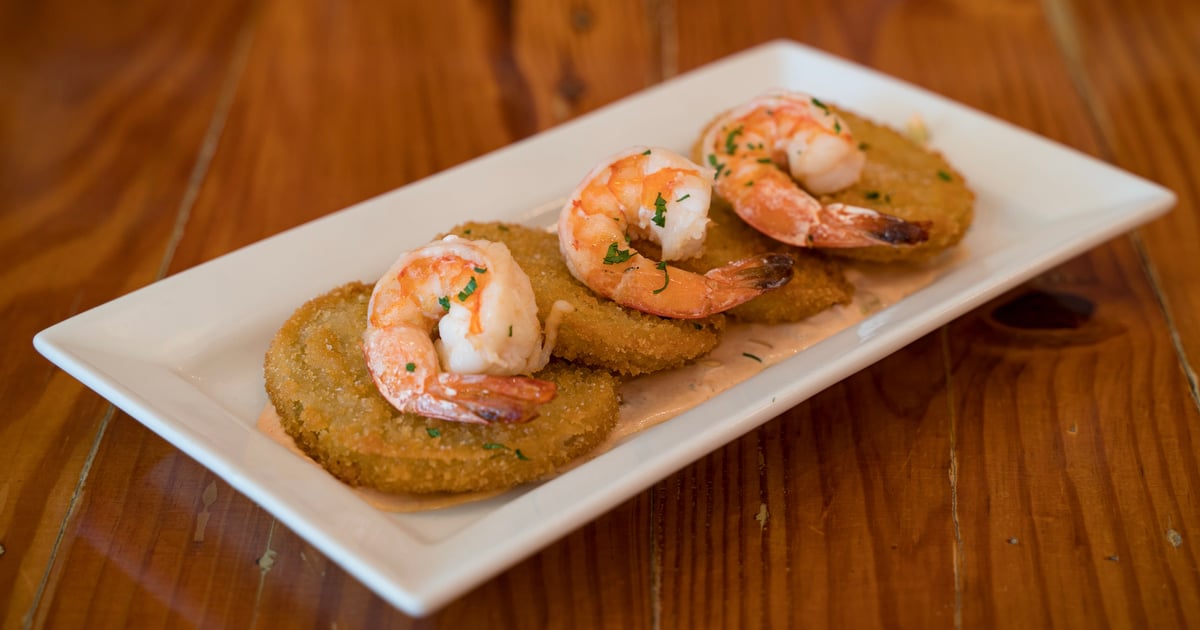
[264,282,620,494]
[261,91,975,503]
[697,91,931,250]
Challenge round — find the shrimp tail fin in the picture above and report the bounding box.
[704,253,795,291]
[811,203,932,248]
[700,253,794,313]
[436,374,557,424]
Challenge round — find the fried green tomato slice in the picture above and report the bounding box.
[443,222,724,376]
[264,282,620,494]
[665,200,853,323]
[814,108,974,263]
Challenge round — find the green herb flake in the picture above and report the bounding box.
[757,157,774,164]
[603,242,633,265]
[937,170,953,182]
[864,190,881,201]
[642,149,652,155]
[457,276,478,301]
[725,125,744,155]
[515,449,531,461]
[652,192,667,228]
[811,97,829,113]
[706,153,725,179]
[692,322,703,330]
[483,442,507,450]
[742,352,764,363]
[473,266,487,274]
[508,325,513,337]
[858,142,870,151]
[652,261,670,294]
[676,193,691,202]
[463,228,472,235]
[833,120,842,134]
[427,427,441,438]
[405,362,416,372]
[437,296,450,311]
[498,225,510,231]
[745,180,754,187]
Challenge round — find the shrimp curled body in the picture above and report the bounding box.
[363,236,565,424]
[701,91,930,248]
[558,146,793,319]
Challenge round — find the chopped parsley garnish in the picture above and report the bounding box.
[437,296,450,311]
[642,149,652,155]
[515,449,531,461]
[603,242,633,264]
[427,427,441,438]
[498,225,510,231]
[463,229,472,235]
[833,120,842,134]
[692,323,703,330]
[864,190,881,201]
[473,266,487,274]
[652,192,667,227]
[937,170,953,182]
[652,261,670,294]
[457,276,478,301]
[405,362,416,372]
[676,193,690,202]
[745,180,754,187]
[811,97,829,113]
[725,125,744,155]
[508,325,513,337]
[707,153,725,179]
[742,352,763,363]
[858,142,870,151]
[757,157,774,164]
[483,442,507,450]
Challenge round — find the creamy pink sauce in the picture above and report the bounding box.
[259,251,960,512]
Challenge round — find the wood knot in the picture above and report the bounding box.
[570,5,594,32]
[978,288,1119,348]
[991,290,1094,330]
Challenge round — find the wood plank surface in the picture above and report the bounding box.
[5,0,1198,627]
[0,1,253,626]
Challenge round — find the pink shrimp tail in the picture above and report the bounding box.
[810,203,931,248]
[701,253,794,312]
[430,374,558,424]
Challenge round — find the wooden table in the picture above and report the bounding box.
[4,0,1198,626]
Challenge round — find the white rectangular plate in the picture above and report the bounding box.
[35,40,1174,616]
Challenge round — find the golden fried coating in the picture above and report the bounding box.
[264,282,620,494]
[443,222,724,376]
[668,200,853,323]
[819,108,974,262]
[694,106,974,263]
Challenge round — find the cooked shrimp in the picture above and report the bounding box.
[557,146,793,319]
[701,91,929,248]
[363,236,569,424]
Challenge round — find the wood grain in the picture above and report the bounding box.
[1048,0,1200,398]
[0,1,252,626]
[7,0,1199,626]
